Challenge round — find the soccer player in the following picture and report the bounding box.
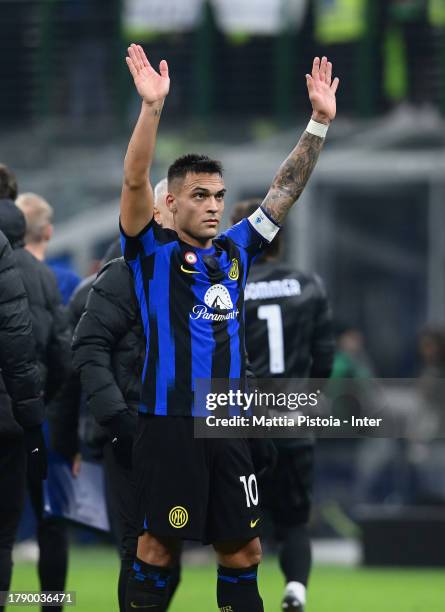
[120,44,338,611]
[232,200,335,612]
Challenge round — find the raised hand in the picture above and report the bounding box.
[126,43,170,105]
[306,56,339,124]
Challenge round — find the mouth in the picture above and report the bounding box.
[204,219,219,226]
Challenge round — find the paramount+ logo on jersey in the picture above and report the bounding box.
[190,284,240,321]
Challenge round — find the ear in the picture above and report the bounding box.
[43,223,53,242]
[166,193,177,213]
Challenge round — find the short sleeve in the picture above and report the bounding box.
[119,217,165,262]
[222,207,281,258]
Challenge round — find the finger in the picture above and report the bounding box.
[134,44,146,71]
[331,77,340,94]
[137,44,151,69]
[125,56,138,79]
[128,45,142,72]
[159,59,169,79]
[306,74,314,95]
[326,61,332,85]
[319,56,328,82]
[312,57,320,80]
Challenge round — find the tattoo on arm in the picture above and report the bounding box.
[261,131,324,225]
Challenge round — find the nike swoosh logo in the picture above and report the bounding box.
[250,518,260,528]
[130,603,158,609]
[31,448,39,454]
[180,265,200,274]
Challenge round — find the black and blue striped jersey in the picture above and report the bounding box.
[120,208,280,417]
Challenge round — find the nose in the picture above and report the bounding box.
[207,197,219,213]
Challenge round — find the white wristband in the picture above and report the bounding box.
[306,119,329,139]
[248,207,280,243]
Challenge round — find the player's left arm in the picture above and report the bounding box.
[261,56,339,225]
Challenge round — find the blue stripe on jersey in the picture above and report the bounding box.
[152,244,176,415]
[188,275,216,417]
[222,218,266,251]
[140,224,156,255]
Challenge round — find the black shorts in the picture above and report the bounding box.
[133,415,262,544]
[261,442,314,535]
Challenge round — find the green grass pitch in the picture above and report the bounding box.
[8,547,444,611]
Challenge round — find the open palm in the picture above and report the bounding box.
[306,56,339,123]
[126,44,170,104]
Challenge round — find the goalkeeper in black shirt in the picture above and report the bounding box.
[232,200,335,612]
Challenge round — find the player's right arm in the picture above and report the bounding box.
[121,44,170,236]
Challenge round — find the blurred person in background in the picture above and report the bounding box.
[0,164,72,612]
[361,325,445,508]
[232,200,335,612]
[417,326,445,437]
[16,193,81,305]
[322,324,377,523]
[418,325,445,379]
[407,326,445,499]
[331,323,373,380]
[59,180,180,611]
[0,229,47,610]
[417,325,445,434]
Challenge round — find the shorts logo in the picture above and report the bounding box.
[250,518,260,528]
[184,251,197,265]
[169,506,189,528]
[204,284,233,310]
[228,258,239,281]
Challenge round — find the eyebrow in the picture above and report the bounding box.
[191,187,227,196]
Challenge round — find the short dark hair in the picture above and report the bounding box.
[167,154,223,186]
[230,198,282,259]
[0,164,18,200]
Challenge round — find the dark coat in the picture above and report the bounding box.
[0,230,45,437]
[72,257,144,428]
[0,200,71,411]
[50,256,144,458]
